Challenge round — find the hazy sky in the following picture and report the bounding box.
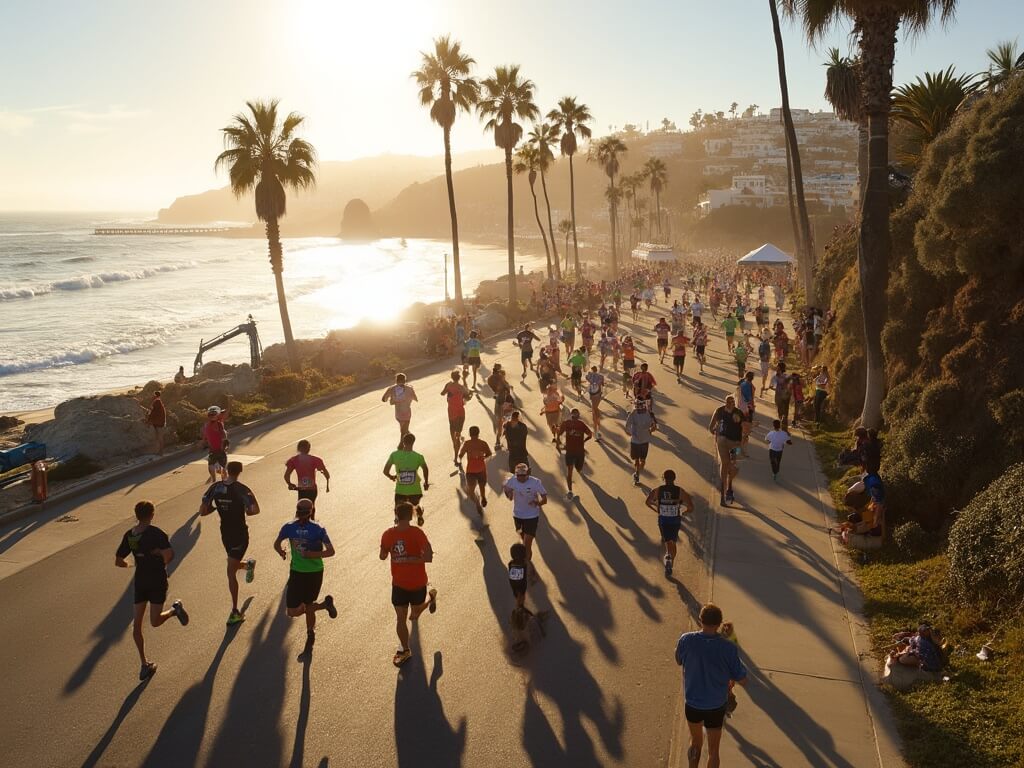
[2,0,1020,211]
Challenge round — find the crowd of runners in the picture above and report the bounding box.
[116,256,831,762]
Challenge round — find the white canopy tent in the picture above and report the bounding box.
[736,243,794,266]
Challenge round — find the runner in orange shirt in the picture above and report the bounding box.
[379,502,437,667]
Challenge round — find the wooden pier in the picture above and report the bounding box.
[93,226,237,235]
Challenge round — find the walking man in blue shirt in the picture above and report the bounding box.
[675,603,748,767]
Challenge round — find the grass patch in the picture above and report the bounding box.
[808,422,1024,768]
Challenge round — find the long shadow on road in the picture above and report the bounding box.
[80,679,150,768]
[64,512,202,695]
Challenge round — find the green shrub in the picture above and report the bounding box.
[230,399,272,424]
[48,454,102,482]
[947,463,1024,604]
[260,373,307,408]
[892,521,932,560]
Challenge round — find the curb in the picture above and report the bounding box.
[0,322,531,529]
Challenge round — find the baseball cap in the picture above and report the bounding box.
[514,463,530,476]
[207,406,221,416]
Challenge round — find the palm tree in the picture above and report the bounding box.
[892,66,979,167]
[215,100,316,373]
[782,0,958,429]
[589,136,628,276]
[547,97,593,276]
[824,47,866,206]
[513,145,552,280]
[643,157,668,239]
[769,0,817,307]
[527,122,561,281]
[620,172,637,245]
[983,40,1024,91]
[604,185,623,263]
[729,101,739,118]
[557,218,572,275]
[478,65,539,307]
[412,36,479,309]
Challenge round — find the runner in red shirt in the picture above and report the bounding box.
[440,370,469,465]
[632,362,658,412]
[671,329,690,383]
[201,405,230,483]
[458,425,493,514]
[380,502,437,667]
[556,408,593,500]
[654,318,671,364]
[284,440,330,516]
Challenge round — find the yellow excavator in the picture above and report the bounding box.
[193,315,263,375]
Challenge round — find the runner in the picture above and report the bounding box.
[284,440,330,513]
[502,464,548,577]
[708,396,744,506]
[580,315,596,355]
[200,460,260,625]
[381,373,418,447]
[568,346,587,399]
[502,410,530,474]
[721,313,738,352]
[625,399,658,485]
[487,363,511,451]
[662,276,671,302]
[671,326,690,384]
[458,425,492,514]
[201,405,230,483]
[541,382,565,447]
[632,362,658,412]
[557,407,593,499]
[465,329,483,387]
[757,334,772,395]
[733,335,750,379]
[654,317,671,364]
[737,371,756,457]
[622,334,637,386]
[765,419,793,481]
[379,501,437,667]
[675,603,749,768]
[585,365,606,440]
[692,320,708,374]
[690,295,704,327]
[630,291,641,321]
[560,312,577,358]
[514,323,541,379]
[115,500,189,680]
[383,433,430,526]
[273,498,337,659]
[645,469,694,577]
[440,370,470,464]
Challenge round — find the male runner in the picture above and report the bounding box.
[632,362,658,411]
[708,396,744,505]
[580,316,596,354]
[201,405,230,483]
[585,365,606,440]
[200,460,260,625]
[654,317,671,364]
[622,335,637,383]
[690,296,704,326]
[487,364,511,450]
[671,327,690,384]
[568,347,587,399]
[465,330,483,387]
[721,313,738,352]
[380,501,437,667]
[273,498,337,659]
[557,407,593,499]
[625,399,658,485]
[440,370,470,464]
[381,373,417,447]
[514,323,541,379]
[503,464,548,577]
[541,383,565,447]
[458,425,492,513]
[284,440,330,512]
[115,500,189,680]
[645,469,694,577]
[758,334,772,395]
[692,320,708,374]
[560,313,577,358]
[383,433,429,526]
[502,410,530,473]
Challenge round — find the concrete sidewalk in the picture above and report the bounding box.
[701,406,905,767]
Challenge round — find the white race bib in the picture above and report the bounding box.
[398,470,417,485]
[509,566,526,580]
[659,503,680,517]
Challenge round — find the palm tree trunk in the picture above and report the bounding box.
[540,170,561,282]
[528,179,552,280]
[569,154,581,276]
[265,216,301,373]
[785,134,802,257]
[770,0,816,306]
[564,231,571,275]
[442,125,464,308]
[857,118,869,209]
[856,8,899,429]
[504,148,517,307]
[655,189,662,238]
[609,177,618,278]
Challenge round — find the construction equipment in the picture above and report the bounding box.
[193,316,263,374]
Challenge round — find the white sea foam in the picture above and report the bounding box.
[0,261,197,301]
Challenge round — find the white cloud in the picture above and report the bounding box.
[0,111,33,136]
[0,105,146,136]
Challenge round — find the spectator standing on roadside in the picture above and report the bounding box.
[146,391,167,454]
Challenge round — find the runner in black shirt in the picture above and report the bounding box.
[645,469,695,577]
[200,461,260,625]
[502,410,530,473]
[708,396,744,506]
[115,500,189,680]
[514,323,541,379]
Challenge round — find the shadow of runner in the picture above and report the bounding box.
[289,655,312,768]
[203,597,290,768]
[140,612,247,768]
[79,679,150,768]
[64,512,202,695]
[394,636,467,768]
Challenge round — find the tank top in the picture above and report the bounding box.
[657,485,682,517]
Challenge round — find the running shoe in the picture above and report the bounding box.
[227,609,245,626]
[566,490,574,500]
[416,506,424,526]
[245,558,256,584]
[481,496,488,508]
[428,587,438,614]
[664,556,673,577]
[172,600,189,626]
[454,459,460,467]
[301,631,315,658]
[139,662,157,681]
[322,594,338,619]
[632,472,640,486]
[726,489,735,504]
[720,494,727,506]
[393,647,412,667]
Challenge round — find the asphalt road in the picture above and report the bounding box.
[0,300,740,768]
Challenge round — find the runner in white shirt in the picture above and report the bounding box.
[690,298,704,325]
[503,464,548,579]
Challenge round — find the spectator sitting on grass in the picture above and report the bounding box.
[889,624,943,673]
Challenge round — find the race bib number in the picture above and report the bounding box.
[509,566,526,580]
[398,470,417,485]
[660,504,680,517]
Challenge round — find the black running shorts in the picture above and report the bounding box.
[286,570,324,609]
[685,703,728,729]
[514,516,539,537]
[391,584,427,607]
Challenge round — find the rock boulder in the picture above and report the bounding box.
[26,395,167,463]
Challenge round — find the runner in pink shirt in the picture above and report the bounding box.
[284,440,331,516]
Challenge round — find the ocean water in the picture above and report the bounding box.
[0,212,542,413]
